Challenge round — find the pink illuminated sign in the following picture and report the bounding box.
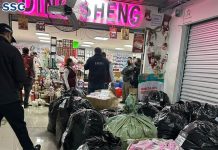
[18,0,146,28]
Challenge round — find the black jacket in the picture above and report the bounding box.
[121,65,134,82]
[131,65,141,88]
[84,54,109,83]
[0,36,26,105]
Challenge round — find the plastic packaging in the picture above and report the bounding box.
[77,131,121,150]
[138,103,160,118]
[128,139,182,150]
[105,113,157,142]
[176,121,218,150]
[154,108,189,139]
[100,108,123,119]
[143,91,170,110]
[47,95,70,133]
[56,97,94,146]
[62,109,105,150]
[192,103,218,124]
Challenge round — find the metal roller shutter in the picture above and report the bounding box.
[180,19,218,105]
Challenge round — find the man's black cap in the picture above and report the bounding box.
[0,23,16,43]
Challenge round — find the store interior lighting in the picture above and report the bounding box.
[38,37,50,40]
[115,48,124,50]
[36,32,50,36]
[83,42,95,45]
[94,37,109,41]
[81,44,92,47]
[124,45,133,48]
[40,40,50,43]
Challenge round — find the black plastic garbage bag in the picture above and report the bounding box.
[176,121,218,150]
[77,131,121,150]
[185,101,202,113]
[47,95,70,133]
[192,103,218,124]
[138,103,160,118]
[56,97,94,146]
[100,108,123,119]
[70,88,86,98]
[154,109,189,139]
[143,91,170,110]
[62,109,105,150]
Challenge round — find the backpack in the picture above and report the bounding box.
[22,55,34,78]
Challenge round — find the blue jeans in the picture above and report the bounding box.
[88,82,105,94]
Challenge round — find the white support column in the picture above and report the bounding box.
[0,10,9,24]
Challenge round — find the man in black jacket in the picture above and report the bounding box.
[0,23,40,150]
[84,47,109,93]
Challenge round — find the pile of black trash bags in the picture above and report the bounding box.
[138,91,218,150]
[47,89,122,150]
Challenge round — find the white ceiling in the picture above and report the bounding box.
[12,21,134,51]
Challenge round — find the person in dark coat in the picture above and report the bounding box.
[131,58,141,88]
[0,23,41,150]
[121,60,134,103]
[63,58,77,91]
[84,47,109,93]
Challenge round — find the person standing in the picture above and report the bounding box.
[84,47,109,93]
[22,47,35,108]
[0,23,40,150]
[121,60,134,103]
[63,58,77,91]
[131,58,141,88]
[102,52,115,89]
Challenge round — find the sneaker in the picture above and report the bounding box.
[34,144,41,150]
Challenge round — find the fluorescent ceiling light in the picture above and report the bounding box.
[94,37,108,41]
[36,32,50,36]
[40,40,50,43]
[83,42,94,45]
[81,44,91,47]
[38,37,50,40]
[115,48,124,50]
[124,45,133,48]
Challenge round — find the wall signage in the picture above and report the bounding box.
[18,0,146,28]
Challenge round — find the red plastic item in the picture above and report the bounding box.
[115,88,122,98]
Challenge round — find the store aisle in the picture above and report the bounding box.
[0,107,57,150]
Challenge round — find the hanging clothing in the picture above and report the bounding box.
[63,66,76,90]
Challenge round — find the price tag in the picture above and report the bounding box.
[175,135,186,147]
[59,99,67,108]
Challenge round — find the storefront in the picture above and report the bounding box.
[165,0,218,104]
[1,0,218,150]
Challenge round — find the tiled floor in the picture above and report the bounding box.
[0,106,58,150]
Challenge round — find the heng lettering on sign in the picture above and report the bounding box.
[18,0,146,28]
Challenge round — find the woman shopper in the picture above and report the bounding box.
[121,60,134,103]
[63,58,76,91]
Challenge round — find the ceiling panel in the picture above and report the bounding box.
[12,21,134,51]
